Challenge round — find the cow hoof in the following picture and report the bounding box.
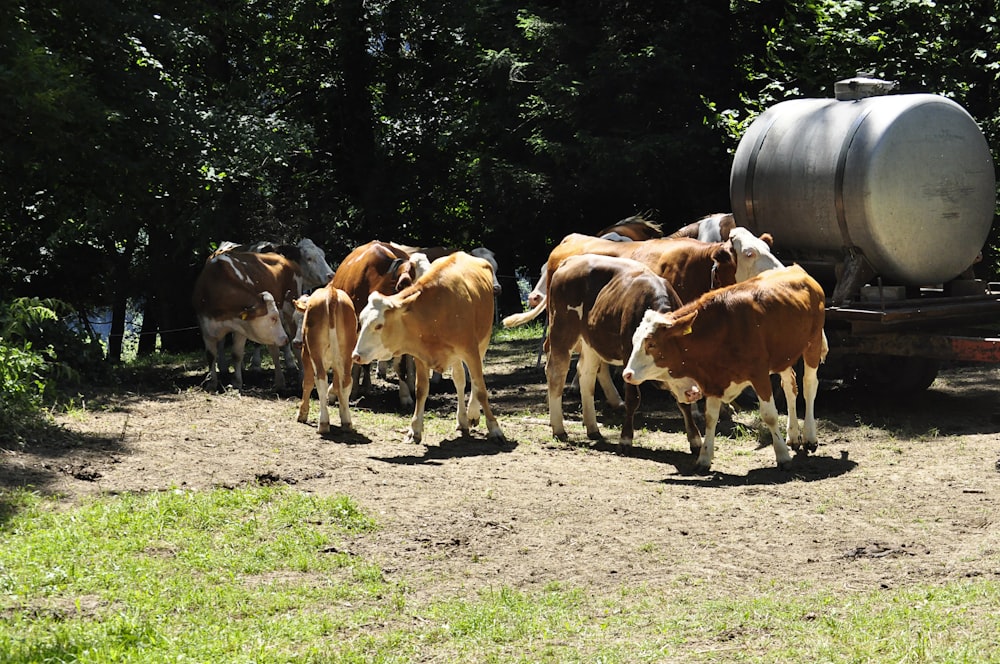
[693,463,712,475]
[805,442,818,453]
[777,460,793,471]
[297,414,308,424]
[488,430,507,443]
[404,431,422,445]
[586,430,603,441]
[318,423,330,434]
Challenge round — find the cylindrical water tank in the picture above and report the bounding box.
[730,82,996,285]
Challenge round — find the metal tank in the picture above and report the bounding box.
[729,77,996,299]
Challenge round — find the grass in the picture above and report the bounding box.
[1,487,998,663]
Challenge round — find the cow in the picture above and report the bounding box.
[545,254,696,449]
[331,240,420,406]
[210,238,335,373]
[596,215,664,241]
[352,252,504,445]
[508,235,739,329]
[728,227,783,280]
[192,251,300,391]
[668,212,737,243]
[390,243,503,296]
[294,284,357,434]
[622,264,828,473]
[505,235,739,408]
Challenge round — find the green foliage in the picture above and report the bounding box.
[0,298,104,437]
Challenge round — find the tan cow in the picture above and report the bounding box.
[623,265,828,472]
[192,251,299,390]
[352,252,504,445]
[294,284,357,434]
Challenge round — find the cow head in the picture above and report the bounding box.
[729,228,784,281]
[710,242,738,289]
[291,293,310,352]
[470,247,502,295]
[388,257,417,292]
[296,238,336,289]
[623,309,702,404]
[241,291,290,347]
[352,290,418,365]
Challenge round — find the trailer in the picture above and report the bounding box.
[730,76,1000,391]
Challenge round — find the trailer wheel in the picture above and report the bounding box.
[851,355,940,394]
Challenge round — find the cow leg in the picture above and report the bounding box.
[597,362,624,409]
[466,356,505,442]
[250,344,264,370]
[297,347,316,424]
[545,345,573,440]
[451,358,471,436]
[759,395,793,469]
[266,344,286,390]
[576,349,603,440]
[801,361,820,453]
[465,362,482,428]
[778,366,802,450]
[315,370,332,434]
[677,401,703,454]
[396,355,416,410]
[619,382,640,450]
[332,355,354,432]
[230,333,249,389]
[405,358,431,444]
[694,396,723,473]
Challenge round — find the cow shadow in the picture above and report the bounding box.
[652,450,858,487]
[370,435,519,466]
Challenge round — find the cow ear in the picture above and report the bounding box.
[760,233,774,248]
[712,244,735,265]
[399,290,420,307]
[668,309,698,335]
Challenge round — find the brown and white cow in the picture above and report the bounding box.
[294,284,357,434]
[667,212,737,243]
[506,235,738,329]
[622,264,828,472]
[192,251,300,390]
[352,252,504,445]
[210,238,335,373]
[728,227,784,280]
[505,235,739,410]
[546,254,694,448]
[332,240,420,405]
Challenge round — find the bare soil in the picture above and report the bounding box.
[3,338,1000,603]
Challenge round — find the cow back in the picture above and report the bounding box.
[193,251,300,319]
[332,241,414,312]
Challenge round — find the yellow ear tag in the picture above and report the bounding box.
[682,325,693,335]
[240,311,249,320]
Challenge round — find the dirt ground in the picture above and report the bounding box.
[3,337,1000,603]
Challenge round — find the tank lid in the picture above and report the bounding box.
[834,75,899,100]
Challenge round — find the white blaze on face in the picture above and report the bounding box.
[246,291,289,347]
[729,228,784,281]
[623,310,702,403]
[352,292,395,364]
[623,310,665,385]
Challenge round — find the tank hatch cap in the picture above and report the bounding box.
[834,75,899,101]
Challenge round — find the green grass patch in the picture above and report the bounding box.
[1,487,998,662]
